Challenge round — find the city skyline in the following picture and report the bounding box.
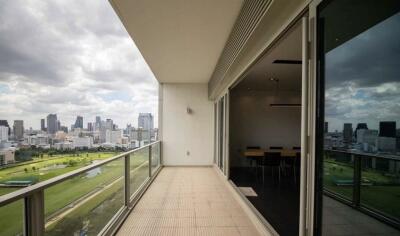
[0,0,158,130]
[0,113,158,132]
[325,12,400,132]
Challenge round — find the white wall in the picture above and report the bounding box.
[161,83,214,166]
[230,89,301,167]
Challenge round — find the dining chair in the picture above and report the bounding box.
[260,152,282,183]
[294,152,301,183]
[246,146,261,177]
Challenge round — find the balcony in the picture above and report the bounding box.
[117,167,260,236]
[0,142,261,236]
[0,141,161,236]
[322,150,400,233]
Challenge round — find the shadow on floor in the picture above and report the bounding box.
[230,166,300,236]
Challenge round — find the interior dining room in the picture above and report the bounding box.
[229,19,303,236]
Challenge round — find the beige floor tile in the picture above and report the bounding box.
[116,167,261,236]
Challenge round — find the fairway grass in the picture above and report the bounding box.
[0,152,150,236]
[323,159,400,222]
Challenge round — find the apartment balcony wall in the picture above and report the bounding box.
[161,83,214,166]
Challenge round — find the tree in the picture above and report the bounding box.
[32,166,36,171]
[24,168,28,173]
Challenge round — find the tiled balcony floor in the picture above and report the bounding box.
[322,196,400,236]
[117,167,261,236]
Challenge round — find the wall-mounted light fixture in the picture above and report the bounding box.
[187,107,193,114]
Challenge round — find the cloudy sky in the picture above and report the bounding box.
[325,11,400,132]
[0,0,158,130]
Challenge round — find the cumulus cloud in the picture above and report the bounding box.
[0,0,158,129]
[324,12,400,132]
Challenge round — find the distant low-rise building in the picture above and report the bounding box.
[356,129,378,145]
[26,134,49,146]
[106,130,122,144]
[54,142,73,150]
[0,148,16,165]
[376,136,396,153]
[72,136,93,149]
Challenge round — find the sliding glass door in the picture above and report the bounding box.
[314,0,400,234]
[215,93,229,175]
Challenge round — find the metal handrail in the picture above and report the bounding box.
[323,148,400,229]
[324,149,400,161]
[0,140,160,207]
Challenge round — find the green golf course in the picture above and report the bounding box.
[323,157,400,221]
[0,150,155,236]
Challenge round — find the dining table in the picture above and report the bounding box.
[243,149,300,158]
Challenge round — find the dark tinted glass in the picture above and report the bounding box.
[318,0,400,234]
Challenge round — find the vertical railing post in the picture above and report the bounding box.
[149,145,152,178]
[24,191,45,236]
[124,154,130,206]
[353,154,361,207]
[159,141,162,167]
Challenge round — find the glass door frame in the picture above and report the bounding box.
[215,92,229,177]
[308,1,323,235]
[310,0,400,234]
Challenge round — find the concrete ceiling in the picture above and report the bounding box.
[235,21,302,91]
[110,0,243,83]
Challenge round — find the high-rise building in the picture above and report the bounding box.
[87,122,93,131]
[138,113,154,131]
[0,120,11,135]
[47,114,58,134]
[60,126,68,133]
[379,121,396,138]
[105,119,113,130]
[74,116,83,129]
[324,122,328,134]
[0,126,9,141]
[397,129,400,151]
[95,116,101,130]
[41,119,46,131]
[355,123,368,139]
[13,120,24,140]
[343,123,353,144]
[96,116,101,125]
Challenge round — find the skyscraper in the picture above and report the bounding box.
[138,113,154,131]
[95,116,101,130]
[87,122,93,131]
[47,114,58,134]
[74,116,83,129]
[379,121,396,138]
[0,120,11,135]
[0,126,9,141]
[343,123,353,144]
[355,123,368,139]
[41,119,46,131]
[13,120,24,140]
[105,119,113,130]
[96,116,101,125]
[324,122,328,134]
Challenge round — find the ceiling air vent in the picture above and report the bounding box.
[209,0,272,90]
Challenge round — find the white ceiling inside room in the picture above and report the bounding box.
[235,22,302,92]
